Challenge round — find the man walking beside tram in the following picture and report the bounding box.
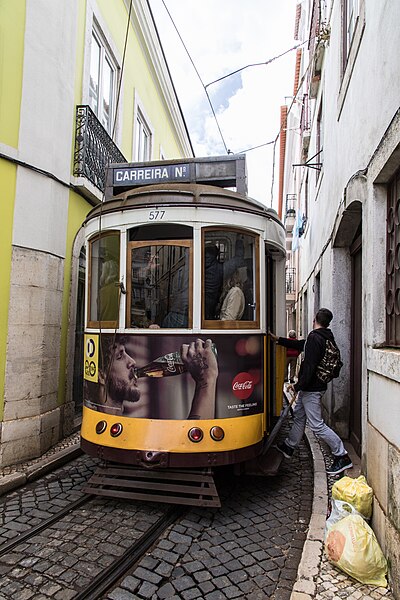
[269,308,353,476]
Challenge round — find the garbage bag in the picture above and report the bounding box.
[332,475,373,519]
[325,499,365,539]
[325,514,387,587]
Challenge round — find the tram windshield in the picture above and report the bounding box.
[87,226,259,330]
[203,229,259,328]
[127,241,192,328]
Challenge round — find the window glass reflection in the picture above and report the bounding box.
[129,243,190,328]
[89,233,120,324]
[204,231,256,322]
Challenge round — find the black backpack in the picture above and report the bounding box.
[316,339,343,383]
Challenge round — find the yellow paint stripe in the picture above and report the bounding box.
[81,406,263,453]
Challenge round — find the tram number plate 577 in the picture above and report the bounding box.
[148,210,165,220]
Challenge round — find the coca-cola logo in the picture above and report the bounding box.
[232,372,254,400]
[165,353,176,373]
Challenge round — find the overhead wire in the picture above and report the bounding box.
[160,0,311,157]
[157,1,332,208]
[160,0,229,154]
[204,40,309,90]
[269,58,314,206]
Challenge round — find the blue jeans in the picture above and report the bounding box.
[285,391,346,457]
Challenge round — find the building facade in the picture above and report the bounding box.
[280,0,400,595]
[0,0,192,467]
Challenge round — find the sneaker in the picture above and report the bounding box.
[274,441,294,459]
[326,454,353,475]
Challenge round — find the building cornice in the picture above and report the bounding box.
[128,0,193,157]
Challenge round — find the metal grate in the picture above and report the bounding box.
[73,105,126,192]
[386,173,400,346]
[83,464,221,507]
[286,267,296,295]
[285,194,297,215]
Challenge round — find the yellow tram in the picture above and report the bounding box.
[80,155,286,504]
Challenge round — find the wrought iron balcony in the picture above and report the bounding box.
[285,194,296,233]
[285,194,296,214]
[73,105,126,193]
[286,267,296,295]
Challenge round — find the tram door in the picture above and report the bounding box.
[73,247,86,416]
[265,250,275,428]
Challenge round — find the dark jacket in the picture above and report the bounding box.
[278,328,336,392]
[204,248,223,319]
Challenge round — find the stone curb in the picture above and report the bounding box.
[290,427,328,599]
[0,443,82,498]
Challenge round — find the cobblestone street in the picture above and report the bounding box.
[0,436,313,599]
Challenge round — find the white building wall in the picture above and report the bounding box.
[282,1,400,595]
[1,1,79,465]
[18,0,78,184]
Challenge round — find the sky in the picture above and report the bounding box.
[149,0,297,210]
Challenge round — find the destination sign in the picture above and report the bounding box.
[113,163,190,186]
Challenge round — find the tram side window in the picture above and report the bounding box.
[127,241,192,328]
[203,229,258,327]
[88,233,120,326]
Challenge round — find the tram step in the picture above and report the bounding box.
[82,464,221,507]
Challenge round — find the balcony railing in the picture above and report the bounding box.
[286,267,296,295]
[285,195,297,233]
[73,105,126,193]
[285,194,297,214]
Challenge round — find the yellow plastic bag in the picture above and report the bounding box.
[325,514,387,587]
[325,499,365,539]
[332,475,373,519]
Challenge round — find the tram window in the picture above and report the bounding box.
[203,229,259,328]
[88,232,120,327]
[127,241,192,329]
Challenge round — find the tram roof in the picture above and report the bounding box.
[84,182,283,227]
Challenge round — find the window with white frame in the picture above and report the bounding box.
[89,27,118,135]
[342,0,360,72]
[347,0,360,49]
[316,99,323,181]
[133,107,152,162]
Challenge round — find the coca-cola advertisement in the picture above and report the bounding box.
[83,333,263,419]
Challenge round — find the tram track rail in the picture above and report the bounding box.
[0,488,185,600]
[75,505,185,600]
[0,494,92,558]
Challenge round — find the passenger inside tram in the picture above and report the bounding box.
[204,244,223,320]
[219,267,246,321]
[98,249,119,321]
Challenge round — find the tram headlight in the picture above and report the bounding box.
[95,421,107,434]
[110,423,123,437]
[210,426,225,441]
[188,427,203,443]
